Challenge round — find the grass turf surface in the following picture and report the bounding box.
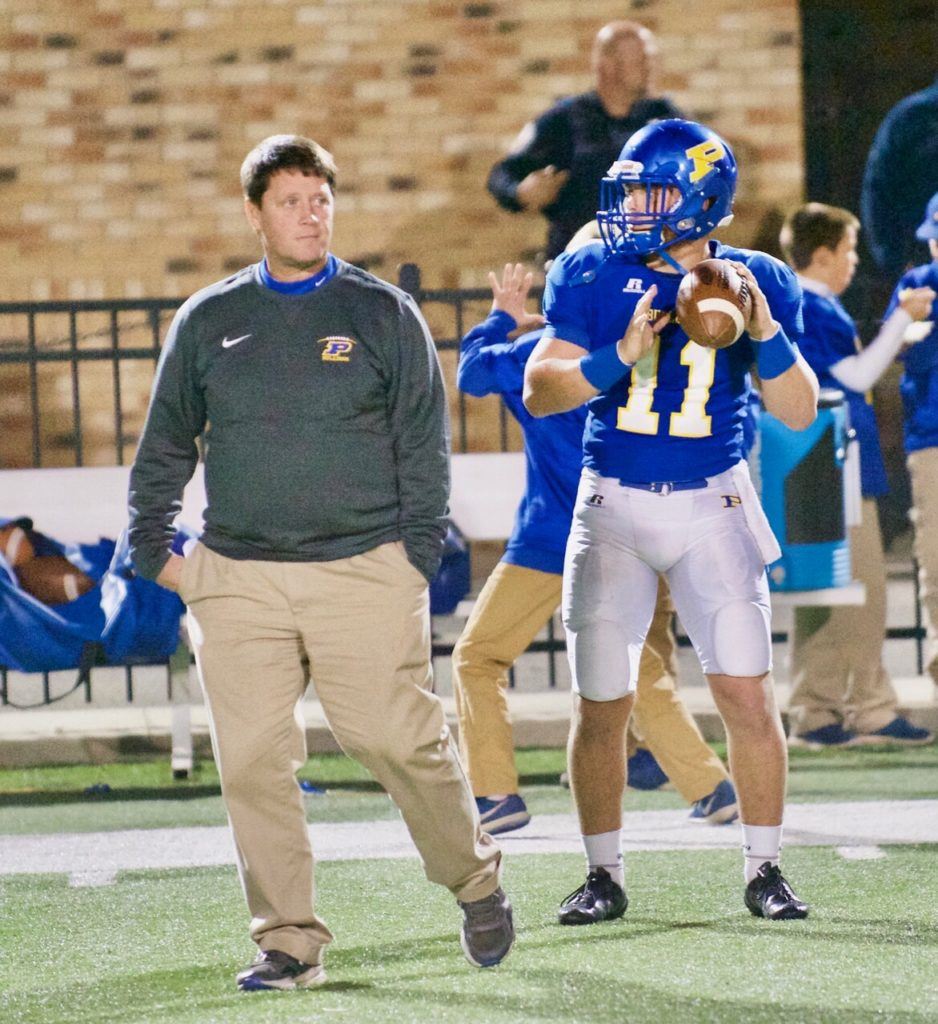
[2,748,936,1021]
[2,847,936,1024]
[0,744,936,834]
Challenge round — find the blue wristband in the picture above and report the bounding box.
[580,344,632,391]
[755,327,797,380]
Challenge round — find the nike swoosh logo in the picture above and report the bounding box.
[221,334,251,348]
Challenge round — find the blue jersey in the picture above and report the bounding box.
[887,261,938,453]
[457,311,585,575]
[798,287,888,497]
[543,240,803,482]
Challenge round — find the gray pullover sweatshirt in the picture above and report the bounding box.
[128,259,450,582]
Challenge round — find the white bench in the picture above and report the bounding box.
[448,451,525,541]
[0,454,527,774]
[0,452,524,557]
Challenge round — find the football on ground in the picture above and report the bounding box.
[16,555,95,604]
[675,258,752,349]
[0,522,35,567]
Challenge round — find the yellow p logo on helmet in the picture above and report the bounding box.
[686,139,727,183]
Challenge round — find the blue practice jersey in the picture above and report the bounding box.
[798,287,888,496]
[887,260,938,453]
[543,240,803,482]
[457,311,585,575]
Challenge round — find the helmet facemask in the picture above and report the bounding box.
[597,120,737,260]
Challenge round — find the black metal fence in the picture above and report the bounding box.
[0,267,560,705]
[0,268,925,706]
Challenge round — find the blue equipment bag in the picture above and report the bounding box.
[758,389,850,591]
[0,518,188,674]
[429,521,471,615]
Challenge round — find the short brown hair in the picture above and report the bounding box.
[240,134,337,206]
[780,202,859,271]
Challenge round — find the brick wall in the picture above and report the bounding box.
[0,0,803,301]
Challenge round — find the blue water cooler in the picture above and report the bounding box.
[758,388,850,591]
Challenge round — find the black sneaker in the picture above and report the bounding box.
[236,949,326,991]
[744,862,809,920]
[459,887,515,967]
[558,868,628,926]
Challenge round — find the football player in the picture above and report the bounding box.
[524,118,818,923]
[454,259,738,837]
[890,192,938,693]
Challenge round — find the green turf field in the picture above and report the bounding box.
[1,746,936,1023]
[0,744,936,834]
[2,848,936,1024]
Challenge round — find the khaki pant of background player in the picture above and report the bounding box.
[180,540,501,968]
[452,564,728,801]
[908,447,938,687]
[788,498,898,735]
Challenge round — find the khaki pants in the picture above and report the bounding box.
[908,447,938,687]
[452,563,727,803]
[181,540,500,967]
[788,497,898,735]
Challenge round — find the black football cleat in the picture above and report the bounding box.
[744,862,809,920]
[558,867,628,925]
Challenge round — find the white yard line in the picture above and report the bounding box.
[1,799,935,880]
[836,846,886,860]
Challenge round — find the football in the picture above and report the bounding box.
[675,258,753,349]
[0,522,35,567]
[16,555,96,605]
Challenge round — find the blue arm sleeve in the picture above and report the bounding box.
[457,311,538,397]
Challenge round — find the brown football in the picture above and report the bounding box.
[0,523,35,568]
[16,555,95,605]
[675,258,753,350]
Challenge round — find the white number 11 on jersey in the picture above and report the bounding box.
[615,339,715,438]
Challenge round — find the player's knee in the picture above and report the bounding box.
[452,634,504,683]
[569,634,640,702]
[710,600,771,677]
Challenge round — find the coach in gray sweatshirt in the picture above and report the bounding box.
[128,135,513,990]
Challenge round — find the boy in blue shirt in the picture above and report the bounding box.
[453,260,737,837]
[780,203,935,748]
[889,192,938,694]
[525,118,818,924]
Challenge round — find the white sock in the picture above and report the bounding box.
[742,823,782,883]
[583,830,624,888]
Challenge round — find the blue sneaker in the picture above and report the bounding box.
[688,778,739,824]
[476,795,530,835]
[789,723,857,748]
[626,748,669,791]
[857,716,934,746]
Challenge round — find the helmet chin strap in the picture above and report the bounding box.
[654,247,687,274]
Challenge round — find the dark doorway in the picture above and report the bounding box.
[800,0,937,548]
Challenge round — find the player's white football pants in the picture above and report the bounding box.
[562,462,778,701]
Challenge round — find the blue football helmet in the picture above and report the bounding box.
[597,118,738,258]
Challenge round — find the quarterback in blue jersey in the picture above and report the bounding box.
[452,261,737,836]
[888,192,938,686]
[524,119,818,924]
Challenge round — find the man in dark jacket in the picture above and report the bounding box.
[487,21,680,260]
[861,75,938,277]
